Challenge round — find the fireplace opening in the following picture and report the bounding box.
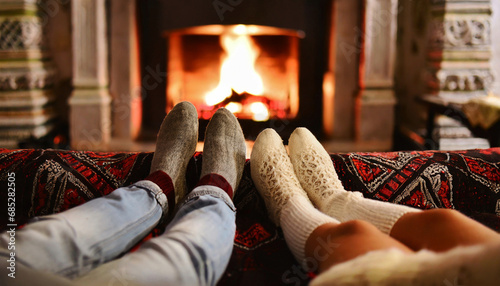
[164,24,303,131]
[139,0,331,141]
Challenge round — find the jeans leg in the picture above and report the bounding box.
[0,180,166,278]
[75,185,236,286]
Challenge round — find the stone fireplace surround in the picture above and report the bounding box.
[3,1,496,151]
[65,0,399,151]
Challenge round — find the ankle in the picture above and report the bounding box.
[304,222,340,271]
[196,173,234,199]
[146,170,176,215]
[280,196,339,268]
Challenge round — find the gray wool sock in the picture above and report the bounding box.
[150,101,198,203]
[200,108,246,195]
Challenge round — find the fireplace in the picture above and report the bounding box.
[138,0,331,141]
[65,0,401,151]
[163,24,303,138]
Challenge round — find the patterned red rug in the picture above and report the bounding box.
[1,148,499,285]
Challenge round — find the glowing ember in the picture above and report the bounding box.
[249,102,270,121]
[225,102,243,113]
[205,30,265,107]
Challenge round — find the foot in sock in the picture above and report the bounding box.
[150,101,198,205]
[200,108,246,198]
[250,128,314,226]
[288,127,420,234]
[288,127,348,211]
[251,128,338,265]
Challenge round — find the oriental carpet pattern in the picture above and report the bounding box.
[1,148,500,285]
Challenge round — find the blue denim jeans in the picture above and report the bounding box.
[0,181,236,286]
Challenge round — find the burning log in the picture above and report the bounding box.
[215,89,270,108]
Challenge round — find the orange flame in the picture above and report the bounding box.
[205,27,264,106]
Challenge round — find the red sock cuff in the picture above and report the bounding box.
[146,170,176,213]
[196,173,233,199]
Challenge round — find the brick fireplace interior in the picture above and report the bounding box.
[162,24,302,139]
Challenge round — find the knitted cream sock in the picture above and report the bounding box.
[251,128,309,225]
[251,129,338,266]
[289,128,421,234]
[150,101,198,204]
[200,108,246,198]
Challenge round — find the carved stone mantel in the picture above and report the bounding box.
[69,0,111,149]
[427,0,493,101]
[0,0,56,147]
[424,0,493,150]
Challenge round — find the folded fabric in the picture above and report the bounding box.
[463,95,500,129]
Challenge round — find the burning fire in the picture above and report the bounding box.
[205,25,269,121]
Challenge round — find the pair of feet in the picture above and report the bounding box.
[251,128,345,226]
[150,102,246,206]
[150,102,339,224]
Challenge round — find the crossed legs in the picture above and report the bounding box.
[0,102,246,286]
[76,105,246,286]
[251,127,500,282]
[306,209,500,273]
[391,209,500,252]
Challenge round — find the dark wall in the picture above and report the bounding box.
[138,0,168,138]
[158,0,306,31]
